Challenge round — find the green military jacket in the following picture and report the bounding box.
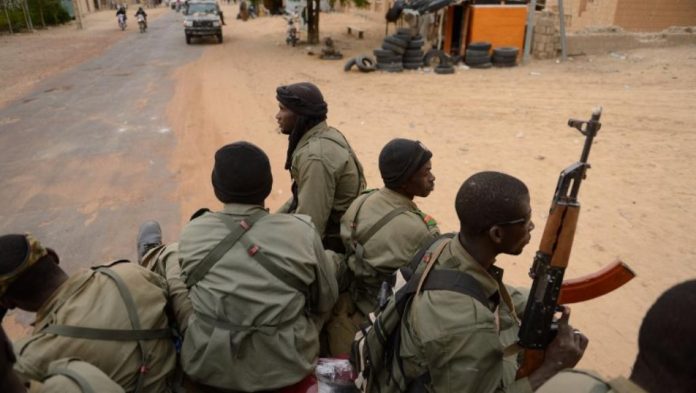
[14,263,176,393]
[281,121,365,238]
[340,187,440,316]
[28,358,125,393]
[399,237,533,393]
[141,243,192,333]
[178,204,339,391]
[536,370,647,393]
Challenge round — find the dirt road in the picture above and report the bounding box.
[2,5,696,379]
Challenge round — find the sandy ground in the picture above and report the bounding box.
[2,4,696,381]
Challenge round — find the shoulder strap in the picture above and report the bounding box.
[185,210,268,288]
[317,131,366,196]
[46,367,97,393]
[244,242,308,296]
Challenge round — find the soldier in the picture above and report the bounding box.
[398,171,588,393]
[178,141,339,392]
[0,234,176,393]
[275,82,366,253]
[327,138,440,355]
[1,324,125,393]
[537,279,696,393]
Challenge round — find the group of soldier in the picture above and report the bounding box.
[0,82,694,393]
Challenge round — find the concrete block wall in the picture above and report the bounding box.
[532,11,560,59]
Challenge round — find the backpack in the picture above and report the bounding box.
[350,234,491,393]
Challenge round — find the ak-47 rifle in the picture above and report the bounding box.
[515,108,636,378]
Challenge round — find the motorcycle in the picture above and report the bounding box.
[118,14,127,31]
[286,25,299,47]
[137,14,147,33]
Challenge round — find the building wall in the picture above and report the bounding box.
[614,0,696,32]
[546,0,696,32]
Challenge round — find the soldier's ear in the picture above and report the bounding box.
[487,226,504,245]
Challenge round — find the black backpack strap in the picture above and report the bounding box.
[185,210,268,288]
[420,270,489,308]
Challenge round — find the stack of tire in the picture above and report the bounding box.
[464,41,492,69]
[373,28,414,72]
[403,35,425,70]
[491,47,519,67]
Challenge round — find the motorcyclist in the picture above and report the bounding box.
[116,5,127,28]
[286,19,298,45]
[135,6,148,29]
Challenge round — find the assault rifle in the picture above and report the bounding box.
[515,108,636,378]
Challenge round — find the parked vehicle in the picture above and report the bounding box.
[183,0,223,44]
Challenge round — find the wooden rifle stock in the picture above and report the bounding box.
[514,108,635,379]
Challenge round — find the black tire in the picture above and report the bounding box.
[470,62,493,69]
[403,62,422,70]
[396,27,412,36]
[493,47,519,57]
[376,62,403,72]
[493,61,517,67]
[344,57,358,72]
[407,39,425,49]
[423,49,448,67]
[403,55,423,64]
[373,48,393,57]
[355,56,377,72]
[492,56,517,66]
[434,65,455,74]
[376,55,400,64]
[382,42,406,55]
[186,34,192,44]
[384,35,408,48]
[385,0,404,22]
[404,49,423,57]
[467,41,491,52]
[420,0,451,14]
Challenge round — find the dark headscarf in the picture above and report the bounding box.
[379,138,432,189]
[276,82,328,169]
[211,141,273,205]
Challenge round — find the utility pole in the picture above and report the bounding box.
[72,0,83,29]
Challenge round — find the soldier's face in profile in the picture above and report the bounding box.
[497,195,534,256]
[276,103,298,135]
[402,160,435,198]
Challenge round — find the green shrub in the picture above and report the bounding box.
[0,0,70,32]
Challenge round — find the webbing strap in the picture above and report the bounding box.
[318,132,365,197]
[185,210,268,288]
[96,267,148,393]
[419,270,489,307]
[245,241,309,296]
[43,325,172,341]
[46,367,97,393]
[360,207,409,247]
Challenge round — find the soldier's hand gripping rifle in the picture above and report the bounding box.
[515,108,636,378]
